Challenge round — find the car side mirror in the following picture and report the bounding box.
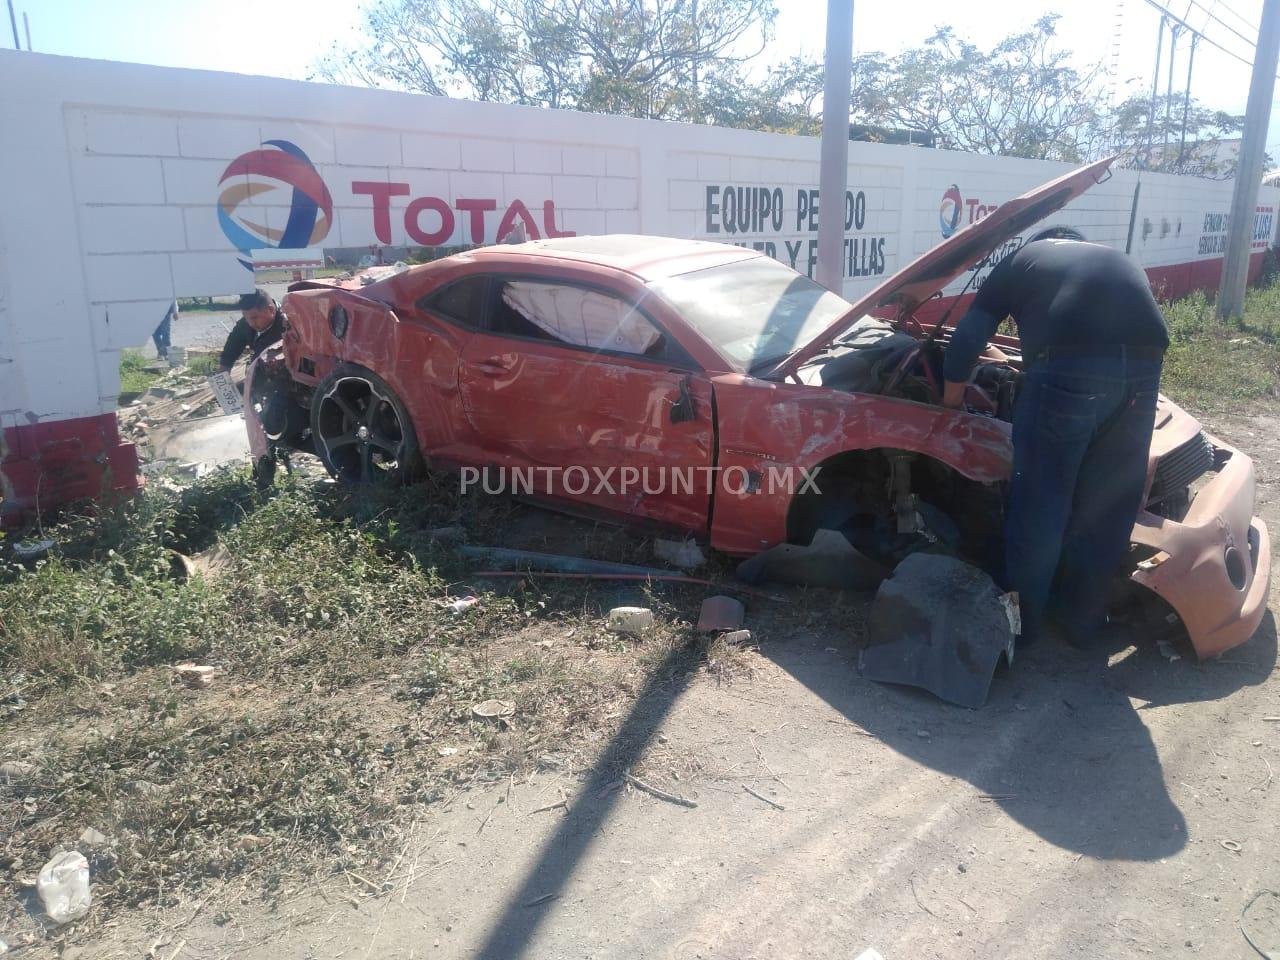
[670,375,696,424]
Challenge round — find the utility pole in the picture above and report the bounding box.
[690,0,699,123]
[1163,24,1181,161]
[817,0,853,294]
[1178,34,1199,167]
[1218,0,1280,318]
[6,0,17,49]
[1143,15,1166,169]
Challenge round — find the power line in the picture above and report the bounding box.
[1185,0,1259,49]
[1140,0,1256,68]
[1213,0,1263,34]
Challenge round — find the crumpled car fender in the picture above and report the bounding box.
[709,375,1012,555]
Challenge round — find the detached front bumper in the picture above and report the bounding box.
[243,354,270,461]
[1129,435,1271,659]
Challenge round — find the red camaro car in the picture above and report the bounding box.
[246,157,1269,659]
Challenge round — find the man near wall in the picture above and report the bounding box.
[152,300,177,362]
[218,289,285,373]
[941,227,1170,650]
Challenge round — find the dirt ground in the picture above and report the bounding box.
[15,412,1280,960]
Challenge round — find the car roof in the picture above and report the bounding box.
[464,234,762,281]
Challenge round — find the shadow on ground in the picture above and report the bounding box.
[769,606,1277,864]
[470,642,700,960]
[468,591,1276,959]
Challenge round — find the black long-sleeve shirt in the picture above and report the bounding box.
[943,240,1169,384]
[218,309,285,371]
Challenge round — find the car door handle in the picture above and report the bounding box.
[474,357,514,376]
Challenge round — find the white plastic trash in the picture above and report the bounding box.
[447,596,479,615]
[653,537,706,570]
[37,850,91,924]
[607,606,654,634]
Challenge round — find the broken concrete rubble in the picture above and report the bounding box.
[607,606,654,634]
[859,553,1015,709]
[173,664,215,689]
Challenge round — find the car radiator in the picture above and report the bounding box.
[1147,431,1216,511]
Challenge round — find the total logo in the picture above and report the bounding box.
[218,140,333,269]
[218,139,574,267]
[938,183,1003,238]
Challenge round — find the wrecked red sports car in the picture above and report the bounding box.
[246,156,1269,660]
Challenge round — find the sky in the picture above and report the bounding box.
[11,0,1280,156]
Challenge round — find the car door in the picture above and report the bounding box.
[457,273,715,534]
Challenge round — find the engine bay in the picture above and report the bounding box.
[793,315,1023,420]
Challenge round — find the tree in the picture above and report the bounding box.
[1107,93,1246,177]
[847,17,1109,162]
[317,8,1249,176]
[695,56,823,134]
[314,0,780,122]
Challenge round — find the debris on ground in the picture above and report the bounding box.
[446,595,480,615]
[167,550,197,582]
[471,699,516,720]
[720,629,752,645]
[1239,890,1280,959]
[173,664,215,689]
[734,529,889,590]
[623,771,698,808]
[607,606,654,634]
[36,851,91,924]
[653,537,706,570]
[697,596,745,633]
[859,553,1015,709]
[12,540,55,562]
[461,545,670,577]
[0,761,35,781]
[77,827,111,847]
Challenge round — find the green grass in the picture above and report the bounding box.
[1160,283,1280,414]
[118,348,160,396]
[184,352,220,377]
[0,468,696,922]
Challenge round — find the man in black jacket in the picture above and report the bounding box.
[218,289,284,373]
[942,227,1169,650]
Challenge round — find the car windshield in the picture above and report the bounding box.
[648,257,853,371]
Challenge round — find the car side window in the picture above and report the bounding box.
[491,279,675,361]
[418,275,489,328]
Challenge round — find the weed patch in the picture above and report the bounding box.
[1160,284,1280,413]
[0,468,703,935]
[118,349,160,397]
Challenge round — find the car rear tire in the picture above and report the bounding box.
[310,364,423,485]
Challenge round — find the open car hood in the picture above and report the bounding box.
[772,155,1116,379]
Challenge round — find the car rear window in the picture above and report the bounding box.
[420,276,488,327]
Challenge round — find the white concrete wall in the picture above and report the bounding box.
[2,49,1278,425]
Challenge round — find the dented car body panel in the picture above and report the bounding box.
[250,160,1269,660]
[707,375,1013,554]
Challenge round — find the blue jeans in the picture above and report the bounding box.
[1006,349,1163,644]
[152,311,172,359]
